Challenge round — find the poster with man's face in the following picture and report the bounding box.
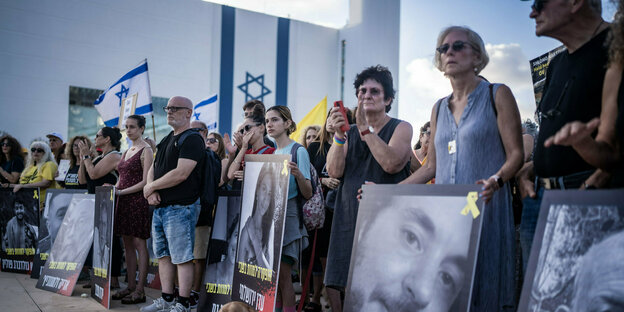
[344,184,485,312]
[36,194,95,296]
[199,190,242,311]
[231,155,290,312]
[0,188,39,274]
[518,190,624,312]
[91,186,115,308]
[31,189,85,279]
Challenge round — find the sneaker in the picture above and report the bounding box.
[189,290,200,309]
[169,302,191,312]
[140,297,175,312]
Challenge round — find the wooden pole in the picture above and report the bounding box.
[151,114,156,141]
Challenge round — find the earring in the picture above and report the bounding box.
[473,67,478,72]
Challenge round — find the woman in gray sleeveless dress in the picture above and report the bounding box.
[401,26,524,311]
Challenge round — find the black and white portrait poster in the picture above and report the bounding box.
[91,186,115,308]
[518,190,624,312]
[199,190,242,311]
[141,236,161,290]
[32,189,85,279]
[231,155,290,312]
[0,188,39,274]
[36,193,95,296]
[344,184,485,312]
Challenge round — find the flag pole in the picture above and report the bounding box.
[151,115,156,141]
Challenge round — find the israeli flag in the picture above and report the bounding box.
[193,94,219,132]
[94,60,153,127]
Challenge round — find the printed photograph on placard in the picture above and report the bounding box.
[529,45,566,108]
[36,193,95,296]
[518,190,624,312]
[344,184,485,312]
[199,191,241,311]
[0,188,39,274]
[141,236,161,290]
[231,155,290,312]
[91,186,115,308]
[32,189,85,279]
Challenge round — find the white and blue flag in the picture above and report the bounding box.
[193,94,219,132]
[94,60,152,127]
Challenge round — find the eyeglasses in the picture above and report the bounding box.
[538,77,574,121]
[436,41,472,54]
[206,138,217,144]
[31,148,45,153]
[72,143,80,148]
[0,142,9,147]
[239,123,260,134]
[95,133,103,139]
[357,87,381,96]
[163,106,190,113]
[422,130,431,136]
[531,0,548,13]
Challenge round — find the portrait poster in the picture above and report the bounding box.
[344,184,485,312]
[32,189,86,279]
[36,194,95,296]
[529,45,566,108]
[0,187,39,274]
[231,155,290,311]
[91,186,115,308]
[518,190,624,312]
[199,190,242,311]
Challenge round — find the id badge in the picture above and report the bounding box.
[448,140,456,154]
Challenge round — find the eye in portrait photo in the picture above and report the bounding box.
[39,190,80,254]
[345,185,484,312]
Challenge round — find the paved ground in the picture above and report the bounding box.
[0,271,160,311]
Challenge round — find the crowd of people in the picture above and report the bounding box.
[1,0,623,311]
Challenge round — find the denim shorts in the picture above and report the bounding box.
[151,202,198,264]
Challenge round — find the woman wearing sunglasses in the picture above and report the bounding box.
[0,135,24,185]
[400,26,523,311]
[206,132,229,187]
[227,106,275,183]
[11,141,59,210]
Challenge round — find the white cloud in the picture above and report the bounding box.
[399,43,538,146]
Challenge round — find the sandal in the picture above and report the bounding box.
[121,290,146,304]
[304,302,322,312]
[112,287,134,300]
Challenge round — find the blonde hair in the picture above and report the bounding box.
[434,26,489,75]
[300,125,320,148]
[23,141,55,174]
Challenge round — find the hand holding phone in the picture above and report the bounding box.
[333,101,350,133]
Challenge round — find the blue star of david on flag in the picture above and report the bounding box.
[237,72,271,102]
[115,84,129,106]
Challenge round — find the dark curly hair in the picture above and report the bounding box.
[353,65,396,113]
[608,0,624,66]
[0,135,24,163]
[100,127,122,151]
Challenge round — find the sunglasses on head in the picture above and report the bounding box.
[531,0,547,13]
[206,138,217,144]
[436,41,471,54]
[239,123,260,134]
[31,148,45,153]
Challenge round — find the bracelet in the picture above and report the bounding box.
[333,135,346,146]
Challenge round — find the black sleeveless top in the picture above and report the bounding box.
[86,151,120,194]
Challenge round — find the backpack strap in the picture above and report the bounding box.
[489,83,498,117]
[257,145,271,154]
[289,142,305,229]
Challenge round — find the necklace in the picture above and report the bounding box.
[591,20,604,38]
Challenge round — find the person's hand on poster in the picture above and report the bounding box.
[233,170,244,181]
[223,133,238,155]
[321,177,341,190]
[356,181,375,201]
[1,183,9,188]
[12,184,23,193]
[147,192,160,206]
[476,175,500,204]
[288,161,303,179]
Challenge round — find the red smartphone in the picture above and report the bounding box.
[333,101,350,133]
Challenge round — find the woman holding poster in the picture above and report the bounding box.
[400,26,523,311]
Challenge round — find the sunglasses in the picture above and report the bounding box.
[531,0,548,13]
[163,106,190,113]
[1,142,9,147]
[206,138,217,144]
[436,41,471,54]
[239,123,260,134]
[31,148,45,153]
[422,130,431,136]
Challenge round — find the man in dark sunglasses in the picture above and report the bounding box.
[517,0,610,273]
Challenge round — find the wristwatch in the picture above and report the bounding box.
[492,175,504,188]
[83,155,91,160]
[360,126,374,137]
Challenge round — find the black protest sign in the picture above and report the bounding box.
[91,186,115,308]
[0,187,39,274]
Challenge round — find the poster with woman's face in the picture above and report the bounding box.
[344,184,485,312]
[36,194,95,296]
[231,155,290,312]
[0,187,39,274]
[519,190,624,312]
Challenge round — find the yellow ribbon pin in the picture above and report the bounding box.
[110,189,114,200]
[33,190,38,199]
[461,192,480,219]
[282,159,289,176]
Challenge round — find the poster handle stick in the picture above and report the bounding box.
[151,114,156,141]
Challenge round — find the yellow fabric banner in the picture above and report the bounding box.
[289,96,328,143]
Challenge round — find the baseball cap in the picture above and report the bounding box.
[46,132,64,142]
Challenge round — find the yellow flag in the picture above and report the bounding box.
[289,96,328,143]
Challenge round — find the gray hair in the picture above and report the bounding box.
[434,26,490,75]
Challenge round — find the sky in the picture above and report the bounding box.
[205,0,617,145]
